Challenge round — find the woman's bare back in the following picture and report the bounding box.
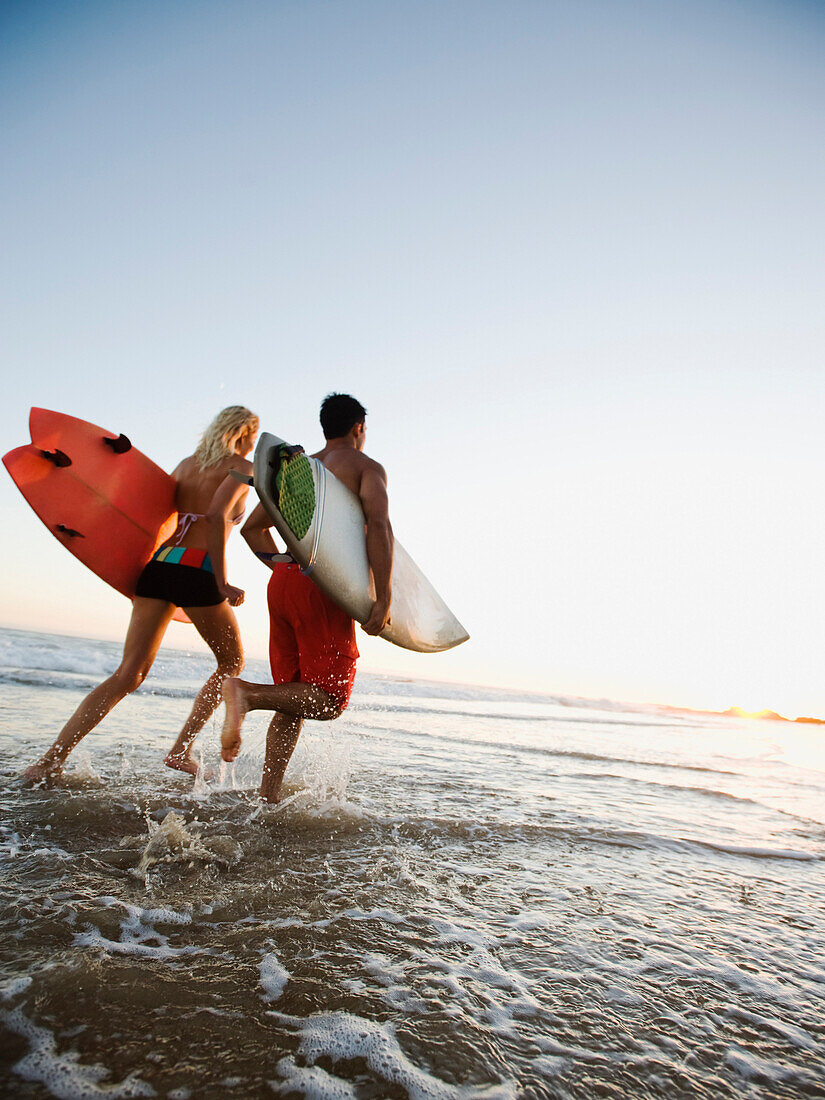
[164,454,253,549]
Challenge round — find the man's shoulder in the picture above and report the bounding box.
[344,451,387,486]
[361,453,387,480]
[317,447,381,472]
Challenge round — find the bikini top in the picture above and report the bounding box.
[172,511,244,544]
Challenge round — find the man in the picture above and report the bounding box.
[221,393,393,802]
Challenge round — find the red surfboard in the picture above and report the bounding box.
[3,408,190,623]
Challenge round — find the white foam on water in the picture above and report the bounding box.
[338,907,406,925]
[533,1035,610,1066]
[530,1054,568,1077]
[271,1058,359,1099]
[723,1045,823,1089]
[427,917,493,950]
[1,1006,155,1099]
[0,827,72,865]
[73,895,200,961]
[260,949,290,1002]
[297,904,409,931]
[0,975,32,1001]
[501,909,554,932]
[721,1005,821,1054]
[359,954,429,1015]
[643,945,806,1007]
[116,900,193,928]
[410,945,543,1038]
[288,1011,516,1100]
[73,927,201,961]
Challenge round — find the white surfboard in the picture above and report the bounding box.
[253,433,469,653]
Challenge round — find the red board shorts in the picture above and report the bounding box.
[267,562,359,711]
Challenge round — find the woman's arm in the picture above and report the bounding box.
[241,503,283,569]
[205,473,250,605]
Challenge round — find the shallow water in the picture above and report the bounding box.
[1,627,824,1098]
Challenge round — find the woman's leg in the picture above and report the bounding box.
[164,601,244,774]
[24,598,175,782]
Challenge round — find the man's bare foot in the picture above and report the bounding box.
[221,677,248,762]
[22,760,63,786]
[164,752,215,781]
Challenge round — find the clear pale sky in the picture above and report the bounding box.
[2,0,824,716]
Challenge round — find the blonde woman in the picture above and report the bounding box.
[24,406,259,784]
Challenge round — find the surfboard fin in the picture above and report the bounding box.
[230,470,254,485]
[39,449,71,467]
[103,433,132,454]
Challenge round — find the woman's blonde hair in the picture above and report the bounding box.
[194,406,259,469]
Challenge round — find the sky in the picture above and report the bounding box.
[2,0,824,717]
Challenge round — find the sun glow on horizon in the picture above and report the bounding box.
[726,706,783,722]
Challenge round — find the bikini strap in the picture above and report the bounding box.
[173,512,206,544]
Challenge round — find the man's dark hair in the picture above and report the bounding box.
[320,393,367,440]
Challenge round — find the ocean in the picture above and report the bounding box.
[0,626,823,1099]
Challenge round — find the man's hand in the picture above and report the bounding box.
[221,583,245,607]
[361,598,391,636]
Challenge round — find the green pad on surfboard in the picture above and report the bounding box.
[275,450,315,539]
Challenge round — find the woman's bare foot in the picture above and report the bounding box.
[22,760,63,786]
[164,751,215,781]
[221,677,248,762]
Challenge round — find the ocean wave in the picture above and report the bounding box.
[0,668,107,692]
[0,628,710,725]
[386,814,823,863]
[0,634,116,677]
[0,667,215,701]
[357,700,692,731]
[353,717,743,776]
[564,772,825,824]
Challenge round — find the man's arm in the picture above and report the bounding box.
[359,462,393,635]
[241,503,283,569]
[206,472,251,606]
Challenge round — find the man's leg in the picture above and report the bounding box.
[221,678,341,761]
[260,712,303,803]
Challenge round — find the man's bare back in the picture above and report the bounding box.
[312,441,385,498]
